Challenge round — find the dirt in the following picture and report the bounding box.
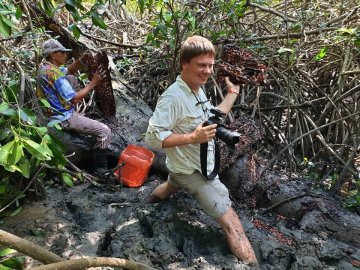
[2,82,359,270]
[2,173,360,270]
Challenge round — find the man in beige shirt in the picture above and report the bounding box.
[145,36,258,265]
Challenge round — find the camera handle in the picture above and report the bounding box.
[200,139,221,180]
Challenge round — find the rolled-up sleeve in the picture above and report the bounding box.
[145,95,177,149]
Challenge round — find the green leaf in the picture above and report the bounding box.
[39,98,51,108]
[65,3,77,14]
[2,256,25,268]
[0,184,7,194]
[0,107,16,117]
[138,0,145,14]
[62,173,74,187]
[0,264,11,270]
[65,0,85,10]
[0,129,9,141]
[0,149,8,165]
[34,127,48,136]
[0,16,10,37]
[0,248,17,257]
[315,46,329,61]
[43,134,65,159]
[71,24,81,39]
[0,141,14,165]
[1,16,18,31]
[47,120,62,128]
[65,0,76,8]
[19,109,34,125]
[40,0,55,16]
[15,6,22,19]
[91,13,107,30]
[9,207,22,217]
[0,102,9,113]
[18,157,30,178]
[7,141,23,166]
[22,138,53,161]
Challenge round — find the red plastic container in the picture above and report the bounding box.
[114,145,155,187]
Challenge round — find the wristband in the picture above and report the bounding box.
[228,89,240,96]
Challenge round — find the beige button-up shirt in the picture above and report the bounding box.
[145,76,215,175]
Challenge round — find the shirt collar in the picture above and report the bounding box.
[176,75,200,96]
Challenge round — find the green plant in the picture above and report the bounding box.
[0,79,67,215]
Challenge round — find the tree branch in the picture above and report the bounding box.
[29,257,156,270]
[0,230,65,264]
[248,2,297,23]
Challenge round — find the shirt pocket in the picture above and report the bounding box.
[180,112,204,133]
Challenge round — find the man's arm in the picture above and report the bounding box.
[162,123,217,148]
[216,77,240,114]
[70,68,106,105]
[145,94,217,149]
[67,51,90,75]
[67,59,82,75]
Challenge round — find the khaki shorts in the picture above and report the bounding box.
[168,171,231,218]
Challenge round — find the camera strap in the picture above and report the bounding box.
[200,139,220,180]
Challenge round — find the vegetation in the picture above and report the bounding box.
[0,0,359,219]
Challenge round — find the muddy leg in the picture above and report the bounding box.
[149,181,179,203]
[216,207,258,265]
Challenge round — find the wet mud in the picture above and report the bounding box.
[2,175,360,270]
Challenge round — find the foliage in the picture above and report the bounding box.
[0,0,109,216]
[0,78,67,215]
[39,0,110,38]
[0,1,20,37]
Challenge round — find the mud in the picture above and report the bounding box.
[2,175,360,270]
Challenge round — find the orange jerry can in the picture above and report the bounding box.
[114,145,155,187]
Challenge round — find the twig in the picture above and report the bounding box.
[64,157,103,187]
[260,111,360,177]
[0,43,25,108]
[218,27,338,43]
[251,85,262,118]
[0,165,45,213]
[80,31,143,49]
[19,0,39,68]
[261,193,319,214]
[248,2,297,22]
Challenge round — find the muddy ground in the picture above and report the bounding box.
[2,173,360,270]
[2,84,360,270]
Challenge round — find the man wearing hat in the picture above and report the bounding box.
[36,38,112,176]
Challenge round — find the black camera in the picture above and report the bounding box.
[203,108,240,147]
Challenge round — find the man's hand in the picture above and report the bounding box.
[91,67,107,86]
[225,76,240,94]
[190,122,217,144]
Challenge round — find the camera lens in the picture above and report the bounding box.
[216,126,240,146]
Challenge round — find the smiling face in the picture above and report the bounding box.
[181,53,214,92]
